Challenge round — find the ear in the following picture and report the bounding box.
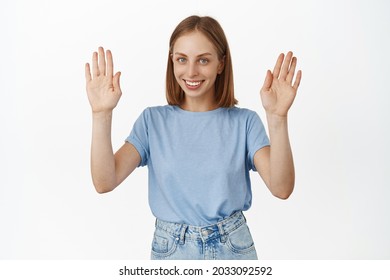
[217,56,225,74]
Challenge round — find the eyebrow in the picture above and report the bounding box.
[174,52,213,57]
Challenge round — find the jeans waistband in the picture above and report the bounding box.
[155,211,246,244]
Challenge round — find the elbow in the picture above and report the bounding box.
[93,181,116,194]
[270,182,294,200]
[95,187,110,194]
[273,190,292,200]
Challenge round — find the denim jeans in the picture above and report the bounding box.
[150,211,258,260]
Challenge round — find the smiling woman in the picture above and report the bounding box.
[85,15,301,260]
[171,31,225,111]
[166,16,237,109]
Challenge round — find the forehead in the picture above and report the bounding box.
[173,31,218,56]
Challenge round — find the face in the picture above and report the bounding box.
[171,31,224,104]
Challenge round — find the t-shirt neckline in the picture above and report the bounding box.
[173,105,225,115]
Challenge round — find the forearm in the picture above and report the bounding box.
[266,113,295,199]
[90,111,117,193]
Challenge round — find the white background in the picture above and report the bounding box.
[1,0,389,259]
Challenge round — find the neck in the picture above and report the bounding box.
[180,98,219,112]
[180,93,219,112]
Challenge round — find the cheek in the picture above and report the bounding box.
[205,62,220,75]
[203,67,219,80]
[173,64,184,80]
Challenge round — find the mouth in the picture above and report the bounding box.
[183,79,204,89]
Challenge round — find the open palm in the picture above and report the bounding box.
[260,52,302,117]
[85,47,122,113]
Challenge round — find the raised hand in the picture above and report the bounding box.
[260,51,302,117]
[85,47,122,113]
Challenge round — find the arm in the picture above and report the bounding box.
[85,47,140,193]
[254,51,302,199]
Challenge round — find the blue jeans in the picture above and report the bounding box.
[150,211,258,260]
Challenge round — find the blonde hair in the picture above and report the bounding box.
[166,15,237,107]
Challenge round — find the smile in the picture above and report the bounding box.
[185,80,203,86]
[184,80,204,89]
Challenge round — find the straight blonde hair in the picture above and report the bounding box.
[166,16,238,107]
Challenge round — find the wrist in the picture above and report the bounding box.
[266,112,288,122]
[266,113,288,130]
[92,110,113,120]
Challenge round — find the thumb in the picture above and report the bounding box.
[261,70,273,93]
[113,71,121,91]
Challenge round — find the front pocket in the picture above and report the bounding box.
[226,223,256,254]
[151,228,179,259]
[152,234,169,253]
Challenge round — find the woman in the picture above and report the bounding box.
[85,15,301,260]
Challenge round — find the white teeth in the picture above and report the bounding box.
[185,80,201,86]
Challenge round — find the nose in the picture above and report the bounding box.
[187,61,199,78]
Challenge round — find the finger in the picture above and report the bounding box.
[292,70,302,90]
[98,46,106,76]
[272,53,284,79]
[92,51,99,78]
[85,63,92,82]
[286,57,297,84]
[113,72,122,91]
[280,51,293,80]
[261,70,273,92]
[106,50,114,77]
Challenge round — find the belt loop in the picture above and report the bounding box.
[217,222,226,243]
[241,211,246,222]
[179,224,188,245]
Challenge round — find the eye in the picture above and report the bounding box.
[177,57,187,63]
[199,58,209,65]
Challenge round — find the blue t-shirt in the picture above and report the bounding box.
[126,105,269,226]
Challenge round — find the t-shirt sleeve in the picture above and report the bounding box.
[246,111,270,171]
[125,108,150,167]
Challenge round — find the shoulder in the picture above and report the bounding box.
[140,105,176,118]
[225,106,259,119]
[225,107,266,132]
